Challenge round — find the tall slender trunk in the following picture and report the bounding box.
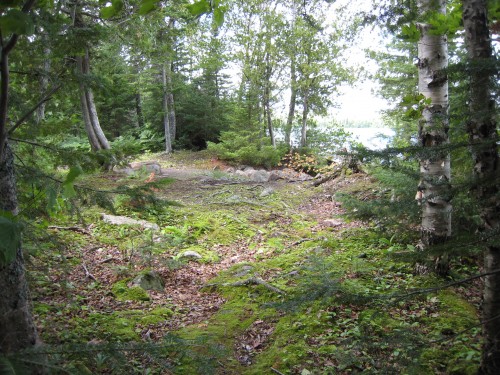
[263,51,275,147]
[462,1,500,373]
[36,38,51,124]
[416,0,451,275]
[0,0,40,357]
[134,63,144,129]
[162,64,172,153]
[135,93,144,128]
[76,48,110,151]
[165,60,176,142]
[285,56,297,147]
[0,142,39,356]
[300,92,309,148]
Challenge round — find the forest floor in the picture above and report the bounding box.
[27,151,482,374]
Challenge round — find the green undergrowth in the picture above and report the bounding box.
[26,152,482,374]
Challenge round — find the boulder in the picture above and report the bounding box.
[131,271,164,292]
[101,213,159,230]
[180,250,203,259]
[248,170,270,182]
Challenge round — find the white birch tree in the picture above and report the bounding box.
[415,0,451,275]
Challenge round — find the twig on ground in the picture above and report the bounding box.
[82,263,97,281]
[271,367,286,375]
[98,257,117,264]
[48,225,90,235]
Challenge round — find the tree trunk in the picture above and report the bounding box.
[162,64,172,153]
[285,56,297,147]
[263,47,275,147]
[462,1,500,373]
[135,93,144,129]
[0,143,39,355]
[416,0,451,275]
[300,92,309,148]
[165,60,176,142]
[36,40,50,125]
[76,48,110,151]
[0,0,41,362]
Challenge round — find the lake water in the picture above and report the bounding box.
[346,127,395,150]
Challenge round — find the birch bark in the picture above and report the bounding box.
[462,1,500,372]
[416,0,451,274]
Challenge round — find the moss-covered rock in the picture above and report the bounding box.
[112,279,150,301]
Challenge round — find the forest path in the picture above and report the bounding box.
[32,151,365,364]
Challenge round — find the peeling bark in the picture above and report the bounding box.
[462,1,500,373]
[416,0,451,275]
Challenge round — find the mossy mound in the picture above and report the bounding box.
[112,279,150,301]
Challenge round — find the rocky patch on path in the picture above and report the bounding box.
[225,166,314,183]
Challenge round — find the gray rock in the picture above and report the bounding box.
[268,171,283,181]
[259,187,275,197]
[180,250,203,259]
[249,170,270,182]
[130,161,162,174]
[323,219,343,228]
[132,271,164,291]
[101,213,159,230]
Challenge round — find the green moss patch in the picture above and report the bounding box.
[112,279,150,301]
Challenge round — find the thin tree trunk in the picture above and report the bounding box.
[76,48,110,151]
[135,93,144,128]
[36,40,50,124]
[0,0,41,361]
[415,0,451,275]
[162,64,172,153]
[0,143,39,355]
[285,56,297,147]
[165,60,176,142]
[300,92,309,148]
[462,1,500,373]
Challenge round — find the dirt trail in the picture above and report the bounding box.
[33,155,363,345]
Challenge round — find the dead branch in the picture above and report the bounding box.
[48,225,90,235]
[82,263,96,281]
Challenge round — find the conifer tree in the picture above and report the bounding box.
[462,0,500,372]
[0,0,40,357]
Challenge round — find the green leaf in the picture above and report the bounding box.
[399,23,420,42]
[213,7,224,27]
[63,183,77,199]
[100,0,124,19]
[139,0,157,15]
[100,6,116,19]
[62,165,82,199]
[0,216,21,266]
[0,9,34,35]
[64,165,83,185]
[187,0,211,16]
